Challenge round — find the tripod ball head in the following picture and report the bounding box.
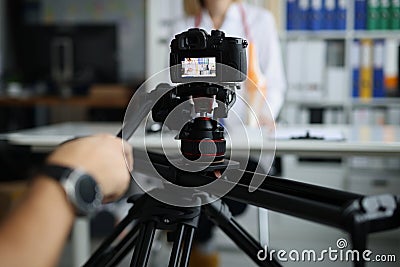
[179,117,226,162]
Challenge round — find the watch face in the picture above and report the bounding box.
[77,175,97,202]
[74,174,102,213]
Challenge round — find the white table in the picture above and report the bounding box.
[4,122,400,157]
[2,122,400,266]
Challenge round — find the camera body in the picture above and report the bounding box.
[151,29,247,162]
[170,28,248,83]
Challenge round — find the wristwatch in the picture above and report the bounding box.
[40,164,103,215]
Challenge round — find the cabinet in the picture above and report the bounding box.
[270,0,400,205]
[268,0,400,125]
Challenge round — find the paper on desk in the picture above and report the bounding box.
[274,128,345,141]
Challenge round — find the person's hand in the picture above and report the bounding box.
[46,134,133,202]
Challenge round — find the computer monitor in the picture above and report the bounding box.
[18,24,118,88]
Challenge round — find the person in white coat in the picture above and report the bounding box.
[170,1,286,267]
[172,0,286,125]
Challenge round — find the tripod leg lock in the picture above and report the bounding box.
[343,194,399,233]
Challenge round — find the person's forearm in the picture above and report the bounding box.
[0,176,75,267]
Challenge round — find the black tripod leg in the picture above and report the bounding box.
[168,224,196,267]
[169,225,186,267]
[130,221,156,267]
[84,212,136,267]
[101,222,141,267]
[351,223,368,267]
[179,226,195,267]
[204,201,282,267]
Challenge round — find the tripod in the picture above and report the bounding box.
[84,190,279,267]
[84,150,400,267]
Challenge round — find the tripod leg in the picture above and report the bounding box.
[130,221,156,267]
[169,225,186,267]
[204,201,282,267]
[351,223,368,267]
[179,226,195,267]
[101,222,141,267]
[84,212,136,267]
[168,224,196,267]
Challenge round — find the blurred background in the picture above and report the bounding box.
[0,0,399,266]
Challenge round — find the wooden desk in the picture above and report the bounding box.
[4,122,400,157]
[0,85,133,108]
[0,86,134,128]
[0,96,130,108]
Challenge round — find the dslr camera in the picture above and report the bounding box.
[152,29,248,162]
[170,28,248,83]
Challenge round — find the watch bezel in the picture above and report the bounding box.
[61,169,103,215]
[40,165,103,215]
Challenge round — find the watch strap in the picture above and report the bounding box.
[39,164,102,215]
[40,164,74,182]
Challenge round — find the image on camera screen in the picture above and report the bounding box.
[181,57,216,78]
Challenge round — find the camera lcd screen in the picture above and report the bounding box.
[181,57,216,78]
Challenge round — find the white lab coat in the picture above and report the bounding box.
[170,2,286,128]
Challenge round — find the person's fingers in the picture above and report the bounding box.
[122,139,134,172]
[103,194,117,204]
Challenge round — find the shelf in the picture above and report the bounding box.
[352,30,400,39]
[351,98,400,107]
[0,85,133,108]
[0,96,131,108]
[279,1,400,126]
[287,97,400,108]
[286,98,349,107]
[282,30,400,40]
[282,31,348,40]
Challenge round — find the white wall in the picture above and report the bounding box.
[145,0,183,84]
